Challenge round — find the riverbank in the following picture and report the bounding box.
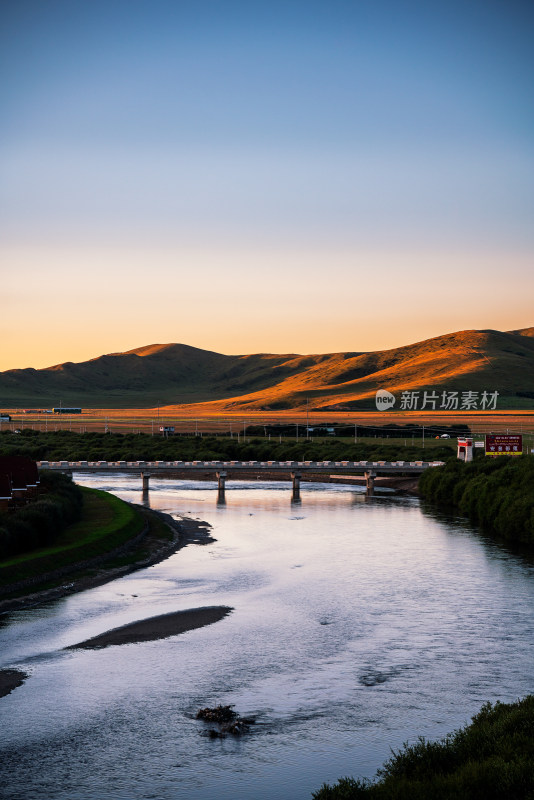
[0,508,214,614]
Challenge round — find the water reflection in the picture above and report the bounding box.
[1,475,533,800]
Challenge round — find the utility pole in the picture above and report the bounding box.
[306,398,309,439]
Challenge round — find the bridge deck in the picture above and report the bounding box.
[38,459,442,476]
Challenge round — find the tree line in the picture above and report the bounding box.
[0,429,455,464]
[419,455,534,545]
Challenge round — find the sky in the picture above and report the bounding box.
[1,0,533,370]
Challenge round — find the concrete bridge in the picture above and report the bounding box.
[38,458,442,500]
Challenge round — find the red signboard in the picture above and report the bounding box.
[485,434,522,457]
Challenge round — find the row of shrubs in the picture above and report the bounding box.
[0,471,83,560]
[0,429,455,464]
[313,695,534,799]
[419,455,534,545]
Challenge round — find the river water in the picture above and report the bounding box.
[1,475,533,800]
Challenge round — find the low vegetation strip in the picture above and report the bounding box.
[0,429,455,465]
[419,455,534,545]
[313,695,534,799]
[0,487,146,592]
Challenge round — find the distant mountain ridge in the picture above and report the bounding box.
[1,328,534,410]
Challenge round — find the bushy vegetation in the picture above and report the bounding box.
[313,696,534,799]
[0,471,83,560]
[0,429,455,464]
[419,455,534,545]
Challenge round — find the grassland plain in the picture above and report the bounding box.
[5,409,534,441]
[313,696,534,800]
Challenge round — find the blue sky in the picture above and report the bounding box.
[1,0,533,369]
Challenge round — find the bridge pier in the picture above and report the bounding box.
[291,472,301,501]
[217,471,227,503]
[364,470,376,494]
[141,471,150,491]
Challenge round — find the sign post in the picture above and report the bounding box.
[485,434,522,457]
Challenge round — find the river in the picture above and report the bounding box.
[1,475,533,800]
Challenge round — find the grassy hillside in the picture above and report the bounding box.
[1,328,533,410]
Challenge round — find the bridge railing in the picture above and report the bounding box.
[37,459,444,470]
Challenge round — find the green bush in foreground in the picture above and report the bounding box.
[313,696,534,799]
[0,470,83,559]
[419,455,534,545]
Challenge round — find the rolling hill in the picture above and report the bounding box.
[1,328,534,410]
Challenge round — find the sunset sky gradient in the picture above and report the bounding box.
[1,0,533,370]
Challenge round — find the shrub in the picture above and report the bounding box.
[420,456,534,546]
[0,472,84,560]
[313,696,534,799]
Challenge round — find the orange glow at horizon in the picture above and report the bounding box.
[2,244,533,372]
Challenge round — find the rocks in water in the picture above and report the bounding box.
[196,704,255,738]
[196,704,237,723]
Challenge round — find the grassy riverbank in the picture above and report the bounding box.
[313,695,534,799]
[419,455,534,545]
[0,487,146,594]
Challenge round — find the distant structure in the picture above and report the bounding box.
[457,437,473,462]
[0,456,40,511]
[159,426,175,437]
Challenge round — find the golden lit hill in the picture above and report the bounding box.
[1,328,533,410]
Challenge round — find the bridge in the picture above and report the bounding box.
[38,458,442,499]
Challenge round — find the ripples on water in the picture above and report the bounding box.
[1,475,534,800]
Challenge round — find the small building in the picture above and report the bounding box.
[0,474,12,512]
[0,456,40,505]
[457,438,473,462]
[159,426,175,437]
